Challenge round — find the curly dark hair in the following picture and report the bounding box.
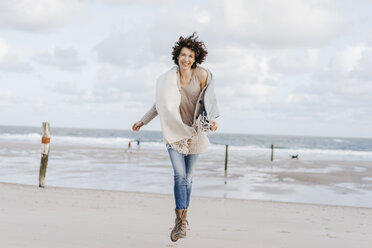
[172,32,208,69]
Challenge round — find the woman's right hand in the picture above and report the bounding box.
[132,121,144,131]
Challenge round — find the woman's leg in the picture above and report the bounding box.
[167,145,187,210]
[167,146,198,242]
[184,153,199,208]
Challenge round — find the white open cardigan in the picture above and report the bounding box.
[155,66,219,154]
[156,67,195,144]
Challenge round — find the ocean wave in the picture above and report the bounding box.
[207,143,372,161]
[0,133,41,141]
[1,133,372,160]
[333,138,346,143]
[0,133,130,147]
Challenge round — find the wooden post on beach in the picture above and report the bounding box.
[271,144,274,161]
[225,144,228,173]
[39,122,50,188]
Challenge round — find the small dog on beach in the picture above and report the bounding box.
[290,154,299,159]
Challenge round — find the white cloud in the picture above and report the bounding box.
[316,43,372,96]
[100,0,173,4]
[0,37,32,72]
[194,10,211,24]
[236,83,275,98]
[50,81,97,104]
[0,89,34,108]
[0,0,84,31]
[0,90,15,107]
[269,49,321,74]
[0,39,8,58]
[328,43,367,76]
[218,0,345,48]
[93,24,154,67]
[286,92,321,106]
[51,81,86,96]
[34,47,86,71]
[0,38,13,62]
[92,62,168,103]
[47,61,168,106]
[288,42,372,123]
[210,53,279,102]
[350,48,372,80]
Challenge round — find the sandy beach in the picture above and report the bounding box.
[1,127,372,246]
[1,182,371,248]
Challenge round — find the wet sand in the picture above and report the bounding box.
[1,141,372,207]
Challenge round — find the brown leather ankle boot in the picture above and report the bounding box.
[170,209,188,242]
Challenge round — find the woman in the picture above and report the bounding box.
[132,33,219,242]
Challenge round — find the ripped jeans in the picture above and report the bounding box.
[166,144,199,210]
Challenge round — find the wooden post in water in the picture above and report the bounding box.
[271,144,274,161]
[39,122,50,188]
[225,144,228,174]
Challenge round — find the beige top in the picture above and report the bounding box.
[179,67,202,126]
[140,66,209,154]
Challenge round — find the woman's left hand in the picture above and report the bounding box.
[210,121,218,132]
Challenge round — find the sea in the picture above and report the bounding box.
[1,125,372,208]
[1,125,371,160]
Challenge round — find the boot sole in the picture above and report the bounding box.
[170,233,179,242]
[170,232,185,242]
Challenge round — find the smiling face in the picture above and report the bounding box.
[177,47,196,70]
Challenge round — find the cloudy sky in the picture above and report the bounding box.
[0,0,371,138]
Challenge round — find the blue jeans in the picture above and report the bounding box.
[166,144,199,210]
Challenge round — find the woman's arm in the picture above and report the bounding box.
[197,67,208,90]
[140,104,158,125]
[132,104,158,131]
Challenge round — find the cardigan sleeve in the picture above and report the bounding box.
[140,104,158,125]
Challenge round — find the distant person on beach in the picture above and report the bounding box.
[137,139,140,150]
[132,33,219,242]
[128,140,131,150]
